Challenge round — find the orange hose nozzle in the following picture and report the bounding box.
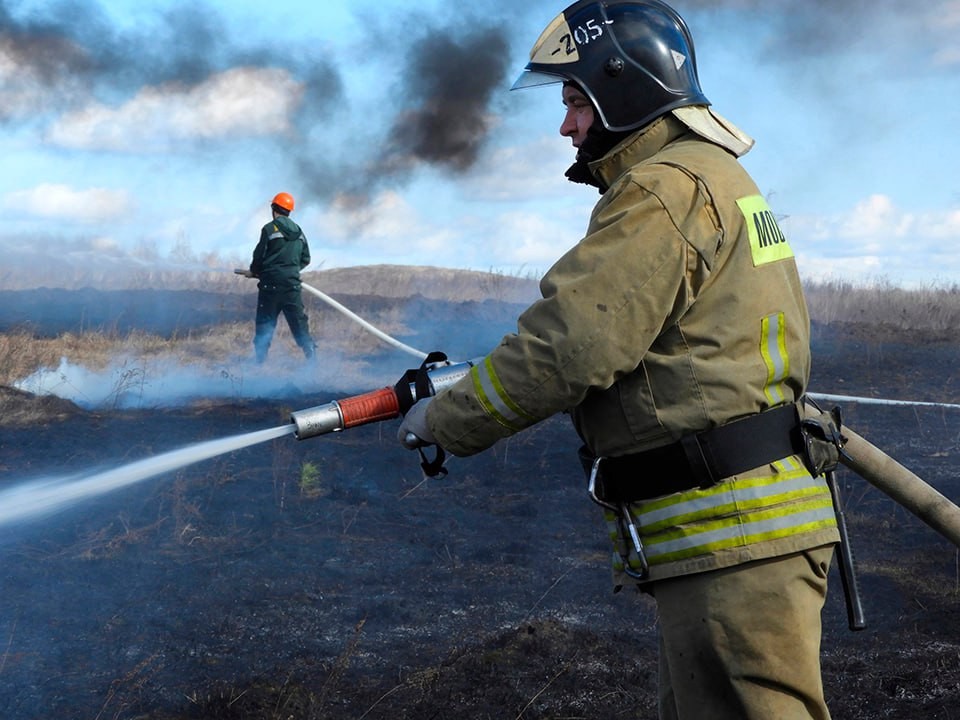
[339,387,401,428]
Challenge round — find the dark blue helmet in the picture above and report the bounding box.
[512,0,709,132]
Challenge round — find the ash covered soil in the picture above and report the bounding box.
[2,290,960,719]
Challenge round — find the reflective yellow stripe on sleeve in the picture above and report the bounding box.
[470,357,537,431]
[760,312,789,405]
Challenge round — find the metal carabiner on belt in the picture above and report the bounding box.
[587,457,650,580]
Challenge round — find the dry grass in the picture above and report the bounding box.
[0,326,251,387]
[804,278,960,338]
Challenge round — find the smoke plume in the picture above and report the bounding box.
[296,18,512,206]
[1,0,510,208]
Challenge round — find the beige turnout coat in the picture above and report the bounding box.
[426,112,838,582]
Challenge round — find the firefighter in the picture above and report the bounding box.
[398,2,839,718]
[248,192,316,363]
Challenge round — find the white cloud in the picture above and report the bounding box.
[488,210,580,269]
[785,193,960,285]
[318,191,425,245]
[4,183,133,223]
[47,67,303,151]
[467,134,577,201]
[304,190,459,266]
[90,236,119,251]
[926,208,960,237]
[834,194,960,243]
[837,194,914,240]
[928,1,960,65]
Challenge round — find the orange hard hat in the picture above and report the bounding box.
[271,192,295,212]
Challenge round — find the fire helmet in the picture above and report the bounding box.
[271,192,295,213]
[512,0,709,133]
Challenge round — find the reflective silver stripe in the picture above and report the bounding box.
[642,503,837,560]
[761,312,788,405]
[471,359,531,430]
[635,470,821,527]
[269,231,284,240]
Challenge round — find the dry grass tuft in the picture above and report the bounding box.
[0,331,60,385]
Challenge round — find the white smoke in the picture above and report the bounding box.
[14,353,386,410]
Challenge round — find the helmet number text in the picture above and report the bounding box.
[557,17,608,56]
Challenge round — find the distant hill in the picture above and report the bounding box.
[0,260,540,305]
[305,265,539,304]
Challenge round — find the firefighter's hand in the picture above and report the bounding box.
[398,399,436,449]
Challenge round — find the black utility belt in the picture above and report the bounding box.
[587,403,804,503]
[259,283,300,291]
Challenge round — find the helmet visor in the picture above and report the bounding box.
[511,68,567,90]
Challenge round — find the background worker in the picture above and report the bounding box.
[248,192,316,363]
[398,1,840,718]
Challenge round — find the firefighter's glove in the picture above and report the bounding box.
[398,398,437,449]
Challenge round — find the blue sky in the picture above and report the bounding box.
[2,0,959,289]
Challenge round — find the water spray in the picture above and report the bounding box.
[0,356,473,528]
[0,424,294,528]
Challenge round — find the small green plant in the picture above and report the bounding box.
[299,460,325,499]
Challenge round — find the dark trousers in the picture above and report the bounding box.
[253,287,315,362]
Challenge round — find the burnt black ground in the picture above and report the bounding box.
[1,291,960,720]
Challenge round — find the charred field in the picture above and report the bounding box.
[1,283,960,720]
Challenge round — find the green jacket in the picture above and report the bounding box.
[250,215,311,291]
[427,113,837,582]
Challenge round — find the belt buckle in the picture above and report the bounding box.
[680,433,718,490]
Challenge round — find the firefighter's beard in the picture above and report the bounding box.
[564,122,634,193]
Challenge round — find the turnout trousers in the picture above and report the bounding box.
[654,545,834,720]
[254,287,315,362]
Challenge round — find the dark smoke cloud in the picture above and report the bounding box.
[2,0,511,209]
[385,27,511,173]
[0,0,244,89]
[293,10,513,208]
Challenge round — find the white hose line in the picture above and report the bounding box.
[300,281,428,360]
[808,392,960,411]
